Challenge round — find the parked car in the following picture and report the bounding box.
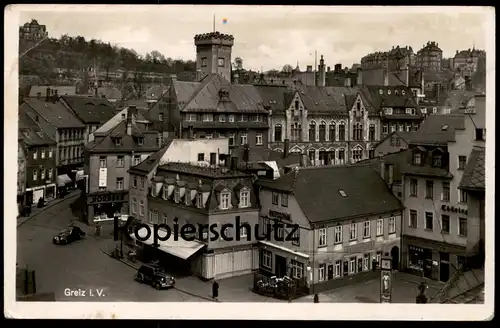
[53,226,85,245]
[135,263,175,290]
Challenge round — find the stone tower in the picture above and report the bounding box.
[194,32,234,82]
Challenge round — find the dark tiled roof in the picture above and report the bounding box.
[60,96,116,124]
[145,85,169,100]
[410,114,465,145]
[445,90,482,110]
[257,165,402,223]
[295,85,358,114]
[358,149,409,182]
[23,99,85,128]
[158,162,252,179]
[28,85,76,97]
[459,146,485,191]
[360,69,406,87]
[253,85,288,112]
[128,139,173,175]
[18,111,56,146]
[84,120,160,153]
[231,146,311,169]
[402,164,453,178]
[362,85,419,109]
[179,74,268,114]
[97,87,122,100]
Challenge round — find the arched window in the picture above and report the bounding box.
[274,124,282,142]
[319,121,326,142]
[338,121,346,141]
[369,124,376,141]
[352,146,364,162]
[329,122,336,141]
[309,121,316,142]
[353,123,363,141]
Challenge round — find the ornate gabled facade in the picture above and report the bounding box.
[261,82,382,165]
[361,85,424,139]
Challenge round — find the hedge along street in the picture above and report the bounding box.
[114,216,300,245]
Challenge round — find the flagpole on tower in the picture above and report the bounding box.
[213,14,216,32]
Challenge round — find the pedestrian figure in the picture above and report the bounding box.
[416,281,428,303]
[313,293,319,303]
[95,224,101,236]
[212,280,219,300]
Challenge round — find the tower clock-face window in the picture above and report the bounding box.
[201,57,208,67]
[218,57,225,67]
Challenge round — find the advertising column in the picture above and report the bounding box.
[380,255,393,303]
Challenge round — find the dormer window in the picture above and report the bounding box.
[174,188,180,203]
[384,108,393,115]
[379,89,383,95]
[356,102,361,111]
[295,100,299,109]
[228,114,235,122]
[402,90,406,96]
[432,154,442,167]
[240,189,250,208]
[387,90,391,95]
[202,114,213,122]
[113,137,122,146]
[413,152,422,165]
[136,137,144,146]
[220,191,231,210]
[159,113,164,121]
[219,115,226,122]
[196,193,203,208]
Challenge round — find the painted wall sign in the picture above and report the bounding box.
[88,192,125,205]
[268,210,291,222]
[441,204,467,215]
[344,240,376,254]
[98,168,107,187]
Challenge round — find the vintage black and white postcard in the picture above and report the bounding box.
[4,4,494,320]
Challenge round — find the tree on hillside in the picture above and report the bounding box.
[281,64,294,74]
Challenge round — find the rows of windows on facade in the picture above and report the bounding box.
[135,184,252,242]
[30,148,55,182]
[260,191,396,280]
[96,149,144,192]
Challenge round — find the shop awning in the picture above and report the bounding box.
[259,240,310,259]
[75,170,86,181]
[56,174,72,187]
[131,225,206,260]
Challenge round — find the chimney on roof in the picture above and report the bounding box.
[306,65,312,73]
[327,66,331,72]
[283,139,290,158]
[383,69,389,87]
[380,159,385,181]
[356,68,363,85]
[334,64,341,73]
[318,55,326,87]
[126,105,137,136]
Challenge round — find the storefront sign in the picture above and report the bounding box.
[344,240,375,254]
[99,168,107,187]
[441,204,467,215]
[268,210,291,222]
[88,192,126,205]
[380,256,392,303]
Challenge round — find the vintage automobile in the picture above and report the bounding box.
[135,263,175,290]
[53,226,86,245]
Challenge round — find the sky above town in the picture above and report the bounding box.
[16,5,491,72]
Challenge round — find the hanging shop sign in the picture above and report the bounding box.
[380,256,393,303]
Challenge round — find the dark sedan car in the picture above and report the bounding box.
[135,264,175,290]
[53,226,85,245]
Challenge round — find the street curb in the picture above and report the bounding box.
[99,248,219,302]
[17,191,81,227]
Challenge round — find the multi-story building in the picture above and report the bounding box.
[145,162,259,279]
[416,41,443,72]
[452,48,486,76]
[82,106,162,224]
[19,19,48,43]
[17,140,27,210]
[59,95,117,143]
[18,110,58,206]
[128,138,230,225]
[362,86,424,139]
[254,165,402,293]
[19,96,86,180]
[148,32,270,146]
[401,99,485,282]
[361,46,416,71]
